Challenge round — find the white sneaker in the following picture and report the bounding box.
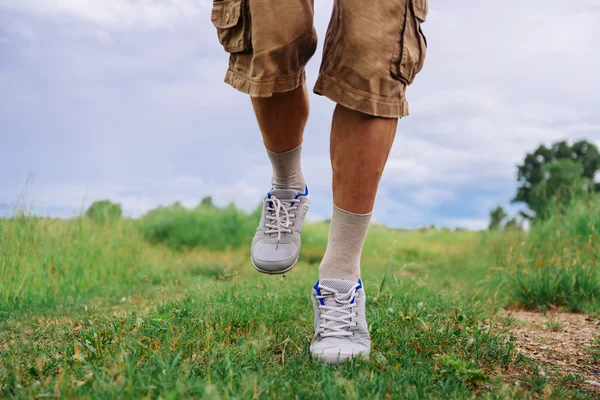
[251,187,310,274]
[310,278,371,364]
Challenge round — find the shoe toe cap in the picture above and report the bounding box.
[251,245,298,274]
[251,241,299,273]
[252,241,297,261]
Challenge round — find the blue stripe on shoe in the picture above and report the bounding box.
[291,185,308,207]
[295,185,309,199]
[313,279,325,305]
[351,278,362,304]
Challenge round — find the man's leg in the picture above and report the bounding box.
[310,0,427,363]
[251,84,308,153]
[251,85,309,192]
[319,105,397,281]
[210,0,317,274]
[310,106,397,364]
[249,85,312,273]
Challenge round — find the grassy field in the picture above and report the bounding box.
[1,199,599,398]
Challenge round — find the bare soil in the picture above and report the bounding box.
[502,309,600,391]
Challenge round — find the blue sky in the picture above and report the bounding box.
[1,0,599,229]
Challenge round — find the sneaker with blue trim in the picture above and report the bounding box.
[251,186,310,274]
[310,278,371,364]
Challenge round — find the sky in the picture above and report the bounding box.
[1,0,599,229]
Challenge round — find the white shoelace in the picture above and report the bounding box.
[316,283,359,337]
[264,196,298,242]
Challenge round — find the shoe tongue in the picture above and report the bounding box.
[319,278,357,295]
[269,188,298,201]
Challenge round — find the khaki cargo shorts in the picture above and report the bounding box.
[210,0,428,118]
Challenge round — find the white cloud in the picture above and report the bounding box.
[410,188,455,208]
[383,89,599,192]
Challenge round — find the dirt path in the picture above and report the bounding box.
[502,309,600,391]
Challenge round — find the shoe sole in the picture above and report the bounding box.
[251,256,299,275]
[311,351,370,365]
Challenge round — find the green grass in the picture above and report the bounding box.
[1,199,599,398]
[1,215,154,314]
[502,197,600,314]
[544,319,565,332]
[586,335,600,366]
[511,263,600,313]
[2,283,518,399]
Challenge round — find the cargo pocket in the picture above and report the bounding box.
[211,0,251,53]
[390,0,428,85]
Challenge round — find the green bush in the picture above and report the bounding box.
[507,195,600,313]
[140,203,260,251]
[85,200,122,223]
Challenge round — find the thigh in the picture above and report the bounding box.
[248,0,316,57]
[211,0,318,96]
[315,0,428,117]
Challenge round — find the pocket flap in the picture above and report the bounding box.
[412,0,428,22]
[211,0,242,29]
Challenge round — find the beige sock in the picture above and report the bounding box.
[266,143,306,192]
[319,205,372,281]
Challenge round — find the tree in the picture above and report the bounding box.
[504,217,520,231]
[200,196,215,208]
[513,140,600,218]
[528,159,588,218]
[85,200,122,223]
[489,206,507,230]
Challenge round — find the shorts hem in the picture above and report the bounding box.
[313,75,409,118]
[225,68,306,97]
